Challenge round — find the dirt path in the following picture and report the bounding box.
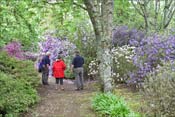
[24,78,97,117]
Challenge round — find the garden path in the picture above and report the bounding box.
[24,77,97,117]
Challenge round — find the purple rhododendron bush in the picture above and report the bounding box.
[88,26,175,87]
[38,34,76,78]
[38,34,76,61]
[129,34,175,85]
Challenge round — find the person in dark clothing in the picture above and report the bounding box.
[71,50,84,90]
[41,52,51,85]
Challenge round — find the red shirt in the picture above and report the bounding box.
[52,59,66,78]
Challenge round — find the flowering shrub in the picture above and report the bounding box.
[39,35,76,60]
[112,26,145,46]
[88,59,99,77]
[143,61,175,116]
[4,41,38,61]
[4,41,24,60]
[111,45,136,83]
[129,35,175,84]
[38,35,76,77]
[88,45,136,83]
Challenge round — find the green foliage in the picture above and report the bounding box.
[64,56,75,79]
[0,0,42,49]
[143,62,175,116]
[0,52,39,87]
[0,51,39,115]
[0,72,39,115]
[92,93,141,117]
[113,0,144,29]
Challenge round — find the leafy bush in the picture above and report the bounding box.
[0,52,39,87]
[92,93,140,117]
[143,62,175,117]
[0,72,39,116]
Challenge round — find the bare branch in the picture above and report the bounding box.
[164,8,175,28]
[73,2,87,10]
[163,0,175,28]
[131,0,144,16]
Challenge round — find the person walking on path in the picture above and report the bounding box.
[52,55,66,90]
[71,50,84,90]
[41,51,51,85]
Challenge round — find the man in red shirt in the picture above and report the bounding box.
[52,55,66,90]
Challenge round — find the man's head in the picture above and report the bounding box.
[75,50,80,56]
[46,51,51,56]
[57,55,61,59]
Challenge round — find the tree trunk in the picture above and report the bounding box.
[100,0,113,92]
[84,0,114,92]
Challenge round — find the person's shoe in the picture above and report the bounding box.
[61,87,64,90]
[75,88,80,91]
[45,83,49,85]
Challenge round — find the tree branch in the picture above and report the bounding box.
[164,8,175,28]
[131,0,144,17]
[73,2,87,10]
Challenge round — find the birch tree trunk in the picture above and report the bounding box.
[84,0,114,92]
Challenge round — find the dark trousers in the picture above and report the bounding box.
[55,78,63,85]
[42,67,49,85]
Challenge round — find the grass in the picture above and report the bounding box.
[114,84,146,116]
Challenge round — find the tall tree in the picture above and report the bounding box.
[131,0,175,32]
[83,0,114,92]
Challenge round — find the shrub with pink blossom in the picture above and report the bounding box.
[4,41,24,60]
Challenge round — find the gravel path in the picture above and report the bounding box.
[24,77,97,117]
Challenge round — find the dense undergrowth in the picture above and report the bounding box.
[0,52,39,116]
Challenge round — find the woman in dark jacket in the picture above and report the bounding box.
[52,55,66,90]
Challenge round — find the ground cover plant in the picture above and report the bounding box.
[92,93,141,117]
